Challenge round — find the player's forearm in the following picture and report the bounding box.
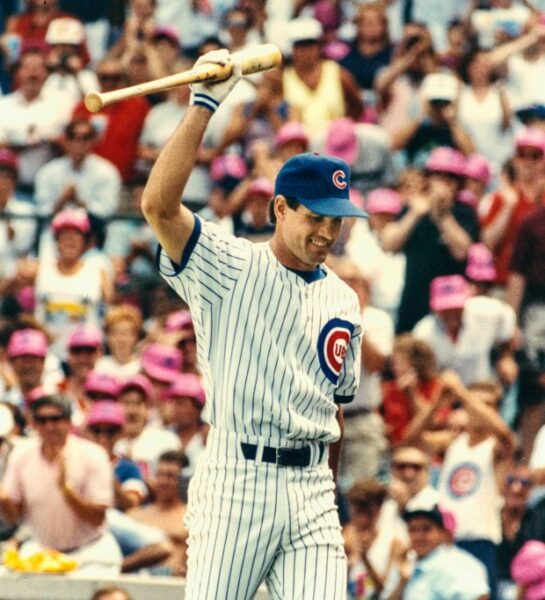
[141,106,212,222]
[329,407,344,482]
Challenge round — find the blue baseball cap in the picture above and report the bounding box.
[274,153,368,218]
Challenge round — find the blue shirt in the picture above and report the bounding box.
[404,545,489,600]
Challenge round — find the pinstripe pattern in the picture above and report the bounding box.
[157,216,360,598]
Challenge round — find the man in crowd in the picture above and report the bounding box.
[0,393,122,575]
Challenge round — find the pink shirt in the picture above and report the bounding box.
[3,435,113,551]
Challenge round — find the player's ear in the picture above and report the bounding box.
[274,195,287,221]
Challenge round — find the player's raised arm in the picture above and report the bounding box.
[141,50,241,266]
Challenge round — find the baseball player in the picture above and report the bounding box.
[142,49,368,600]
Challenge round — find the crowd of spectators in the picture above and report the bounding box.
[2,0,545,598]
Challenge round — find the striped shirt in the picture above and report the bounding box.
[157,216,362,444]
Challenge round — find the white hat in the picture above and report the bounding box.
[287,17,323,45]
[421,72,458,102]
[45,18,85,45]
[0,405,14,438]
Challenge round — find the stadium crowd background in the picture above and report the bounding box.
[2,0,545,598]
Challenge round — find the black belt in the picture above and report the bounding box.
[240,442,325,467]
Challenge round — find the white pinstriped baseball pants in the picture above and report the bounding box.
[184,428,347,600]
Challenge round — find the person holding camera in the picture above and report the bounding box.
[42,17,98,113]
[391,72,475,166]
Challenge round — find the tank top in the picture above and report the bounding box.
[438,432,502,543]
[283,60,345,133]
[35,257,103,357]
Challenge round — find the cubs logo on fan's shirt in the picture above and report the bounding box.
[447,462,481,499]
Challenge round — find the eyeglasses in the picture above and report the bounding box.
[67,132,94,142]
[89,426,121,437]
[506,475,532,487]
[392,461,426,472]
[70,346,97,355]
[98,73,122,82]
[516,149,543,160]
[34,413,66,425]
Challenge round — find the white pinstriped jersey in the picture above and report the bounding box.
[157,216,363,444]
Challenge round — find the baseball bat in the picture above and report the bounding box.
[84,43,282,113]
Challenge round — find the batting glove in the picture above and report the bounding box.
[190,49,242,112]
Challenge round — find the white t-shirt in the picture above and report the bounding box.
[413,295,516,385]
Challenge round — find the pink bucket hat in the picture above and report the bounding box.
[466,243,496,282]
[118,374,153,402]
[426,147,466,177]
[52,209,90,235]
[366,188,402,215]
[164,373,206,406]
[141,344,182,383]
[84,370,120,399]
[324,117,358,165]
[87,400,125,428]
[515,127,545,154]
[8,329,48,358]
[274,122,309,149]
[248,177,274,198]
[430,275,470,312]
[210,154,248,182]
[67,323,104,350]
[512,541,545,600]
[464,154,491,184]
[165,309,193,333]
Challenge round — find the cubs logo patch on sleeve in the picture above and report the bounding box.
[317,318,354,384]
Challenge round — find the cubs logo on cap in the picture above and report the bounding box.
[317,318,354,384]
[274,153,368,218]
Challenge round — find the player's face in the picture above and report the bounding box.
[273,200,343,271]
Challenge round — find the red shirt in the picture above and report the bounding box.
[73,96,150,183]
[382,378,442,444]
[482,188,545,285]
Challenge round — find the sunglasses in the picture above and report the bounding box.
[516,149,543,160]
[89,426,121,436]
[392,461,426,472]
[68,132,94,142]
[506,475,532,487]
[34,413,66,425]
[98,73,123,82]
[70,346,98,355]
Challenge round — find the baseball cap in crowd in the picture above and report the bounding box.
[274,153,368,218]
[141,344,182,383]
[366,188,402,215]
[515,127,545,154]
[248,177,274,198]
[152,26,180,47]
[516,103,545,125]
[45,18,85,45]
[210,154,248,193]
[0,405,15,438]
[164,373,206,406]
[512,541,545,600]
[314,0,342,30]
[288,17,322,45]
[52,209,90,235]
[425,147,466,177]
[466,243,497,283]
[420,72,458,103]
[118,374,153,402]
[324,118,359,166]
[29,393,72,419]
[402,504,457,535]
[274,122,309,149]
[430,275,470,312]
[84,370,120,399]
[165,310,193,333]
[7,329,48,358]
[464,153,491,184]
[0,148,19,176]
[87,400,125,428]
[67,323,103,351]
